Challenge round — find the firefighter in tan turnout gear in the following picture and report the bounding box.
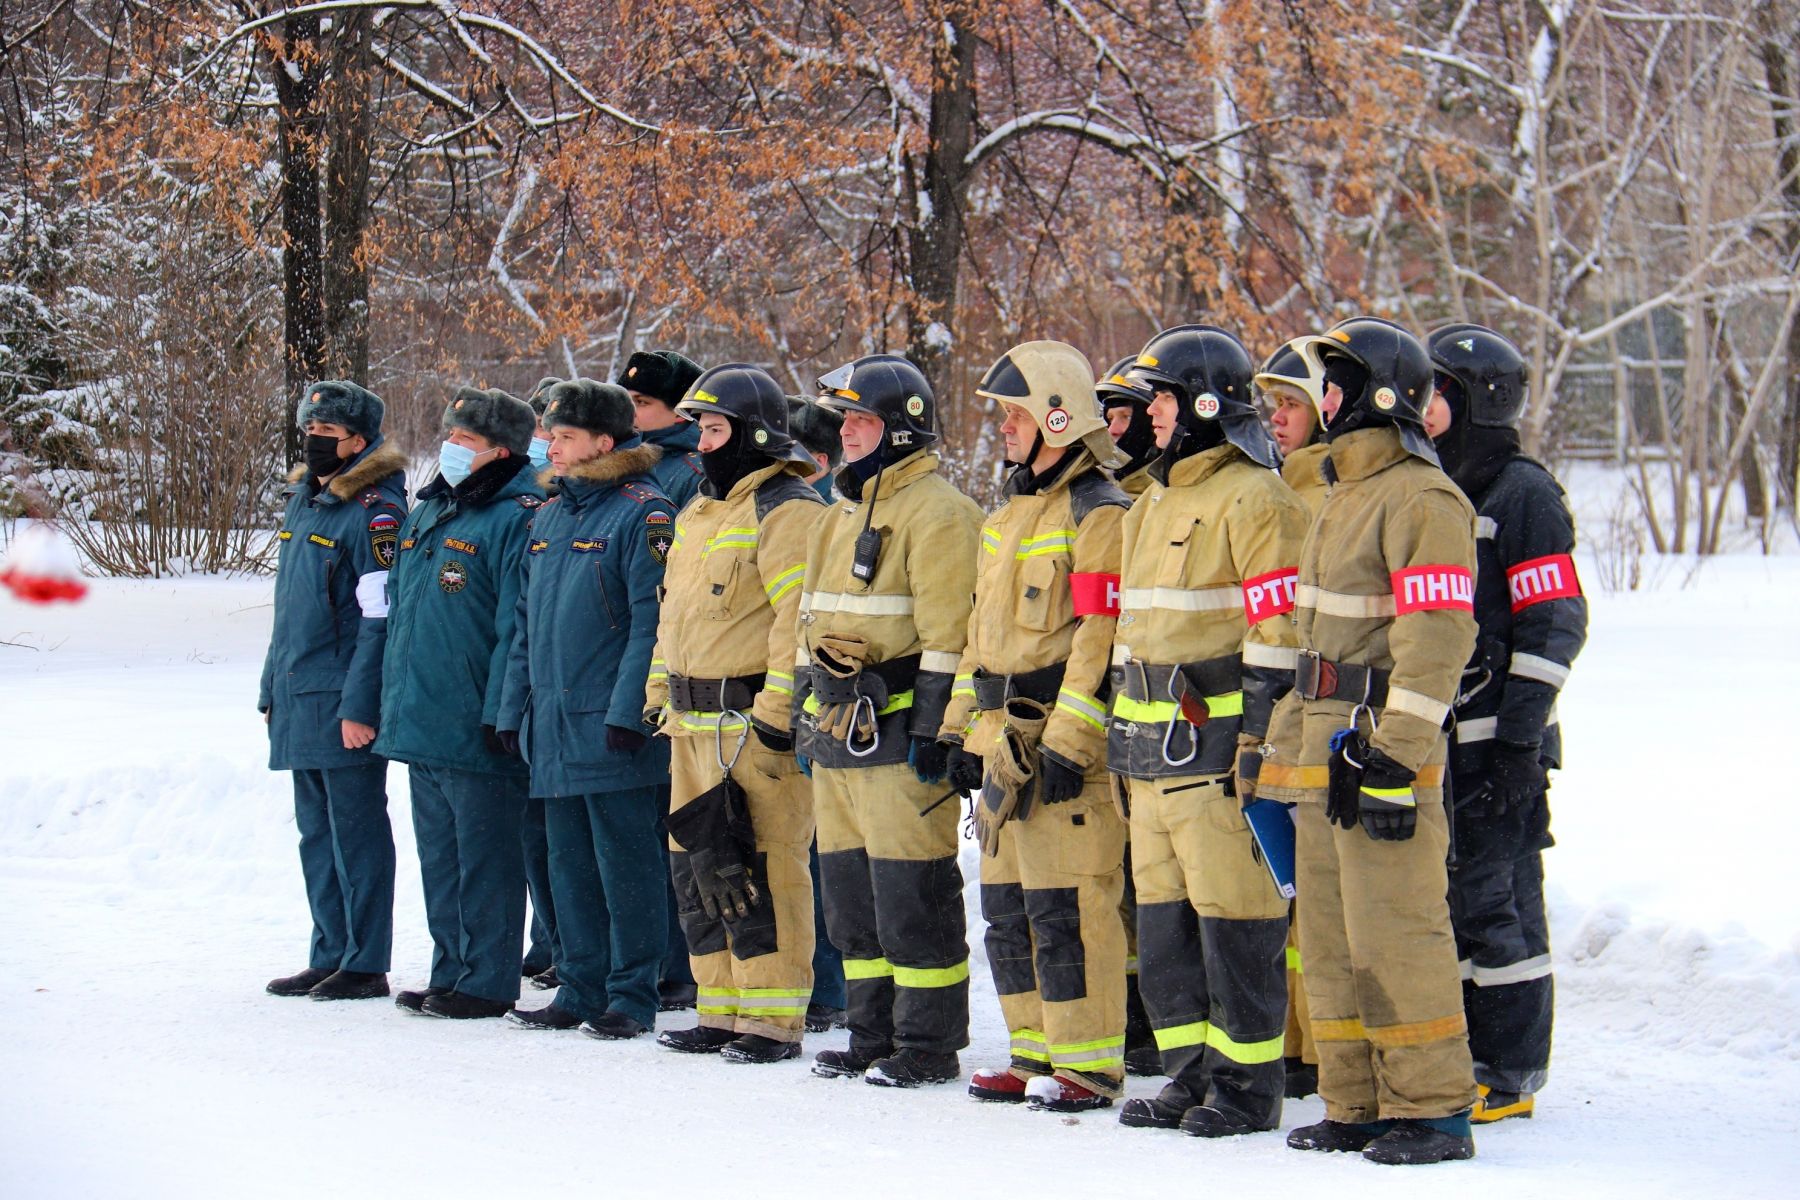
[1259,317,1481,1165]
[797,354,984,1088]
[944,341,1132,1113]
[1108,325,1310,1139]
[1253,337,1329,1101]
[644,364,825,1064]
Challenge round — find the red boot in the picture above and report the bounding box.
[1025,1073,1114,1113]
[969,1066,1036,1103]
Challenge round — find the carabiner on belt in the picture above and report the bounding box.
[715,708,750,774]
[1160,668,1199,768]
[845,693,881,759]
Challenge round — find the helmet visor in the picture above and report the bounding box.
[974,353,1031,400]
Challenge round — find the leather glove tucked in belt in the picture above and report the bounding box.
[754,721,794,754]
[946,742,985,794]
[1327,729,1418,842]
[908,736,951,785]
[1037,747,1085,806]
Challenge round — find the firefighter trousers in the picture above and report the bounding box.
[979,779,1127,1095]
[1285,913,1316,1064]
[814,762,969,1057]
[668,735,815,1042]
[1293,799,1477,1122]
[1129,774,1288,1128]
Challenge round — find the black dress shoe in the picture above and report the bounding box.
[804,1003,847,1033]
[657,1025,738,1054]
[506,1003,582,1030]
[721,1034,802,1064]
[580,1011,647,1040]
[266,967,334,997]
[421,991,514,1019]
[309,970,389,1001]
[529,967,560,991]
[395,986,451,1013]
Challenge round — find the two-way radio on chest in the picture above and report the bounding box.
[849,465,884,584]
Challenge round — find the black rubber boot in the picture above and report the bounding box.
[266,967,334,997]
[1119,1082,1194,1130]
[1286,1118,1394,1153]
[421,991,513,1019]
[657,1025,738,1054]
[395,986,450,1013]
[864,1049,960,1088]
[721,1034,802,1064]
[1180,1105,1276,1138]
[1362,1116,1476,1165]
[657,982,697,1012]
[1283,1057,1318,1099]
[529,967,560,991]
[581,1011,648,1041]
[308,970,389,1001]
[805,1003,847,1033]
[506,1003,582,1031]
[812,1044,891,1079]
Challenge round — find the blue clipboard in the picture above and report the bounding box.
[1242,799,1297,900]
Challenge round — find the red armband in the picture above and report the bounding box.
[1242,567,1299,624]
[1507,553,1582,612]
[1391,565,1474,614]
[1070,572,1121,617]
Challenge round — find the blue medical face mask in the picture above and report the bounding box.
[439,440,480,487]
[528,437,552,469]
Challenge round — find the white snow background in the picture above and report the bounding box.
[3,487,1799,1197]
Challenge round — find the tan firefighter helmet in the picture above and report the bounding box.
[1254,337,1326,412]
[975,340,1125,468]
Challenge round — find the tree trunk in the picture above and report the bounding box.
[1761,30,1799,510]
[270,14,326,464]
[905,7,976,400]
[323,9,373,385]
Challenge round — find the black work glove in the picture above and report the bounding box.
[1037,747,1085,806]
[483,724,520,758]
[1357,744,1418,842]
[754,722,794,754]
[606,726,648,755]
[946,742,985,794]
[908,736,951,785]
[1485,741,1547,812]
[696,857,759,923]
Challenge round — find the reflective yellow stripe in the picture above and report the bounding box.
[1055,687,1107,731]
[764,564,806,604]
[1010,1029,1052,1063]
[1050,1034,1124,1070]
[1153,1021,1210,1051]
[1311,1017,1368,1042]
[696,985,739,1016]
[842,957,893,981]
[1110,691,1243,724]
[951,673,975,701]
[1365,1012,1467,1049]
[892,959,970,989]
[802,690,914,717]
[765,669,794,697]
[671,526,687,551]
[1149,1021,1283,1065]
[677,712,754,732]
[1361,785,1415,805]
[735,988,811,1017]
[1125,954,1140,975]
[648,657,667,683]
[1016,530,1075,559]
[1286,946,1302,973]
[981,528,1003,556]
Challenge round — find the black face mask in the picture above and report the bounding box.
[700,420,773,498]
[1110,405,1158,471]
[305,433,351,479]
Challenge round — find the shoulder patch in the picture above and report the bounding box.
[369,512,399,532]
[645,510,674,565]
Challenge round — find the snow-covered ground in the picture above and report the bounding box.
[3,533,1799,1197]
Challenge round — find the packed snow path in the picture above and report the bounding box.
[3,561,1797,1197]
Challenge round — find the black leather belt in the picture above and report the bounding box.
[1112,654,1240,702]
[668,672,764,712]
[807,653,921,705]
[1293,650,1390,705]
[970,662,1065,710]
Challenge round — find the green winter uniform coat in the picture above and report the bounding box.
[260,441,409,771]
[373,457,545,776]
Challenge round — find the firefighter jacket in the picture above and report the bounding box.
[937,450,1129,774]
[373,457,544,777]
[497,442,676,797]
[794,449,983,769]
[260,441,409,771]
[1119,462,1156,499]
[1452,455,1587,772]
[1259,426,1478,804]
[1280,443,1330,516]
[644,460,825,739]
[644,420,706,511]
[1108,443,1310,780]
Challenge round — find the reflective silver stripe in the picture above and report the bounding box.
[1510,653,1570,688]
[1385,686,1450,726]
[1470,954,1553,987]
[1455,716,1497,744]
[1546,701,1560,727]
[920,650,961,674]
[1458,958,1474,981]
[1121,585,1242,613]
[1112,643,1133,665]
[1242,641,1299,670]
[1475,516,1498,540]
[800,590,916,617]
[794,647,810,667]
[1296,584,1395,619]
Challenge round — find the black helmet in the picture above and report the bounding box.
[815,353,937,456]
[1131,324,1278,468]
[676,363,813,467]
[1301,317,1437,464]
[1427,323,1527,429]
[1096,356,1153,410]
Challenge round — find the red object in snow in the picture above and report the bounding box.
[1,522,89,604]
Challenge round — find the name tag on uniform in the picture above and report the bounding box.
[529,539,549,555]
[307,534,336,549]
[570,537,607,553]
[443,536,479,555]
